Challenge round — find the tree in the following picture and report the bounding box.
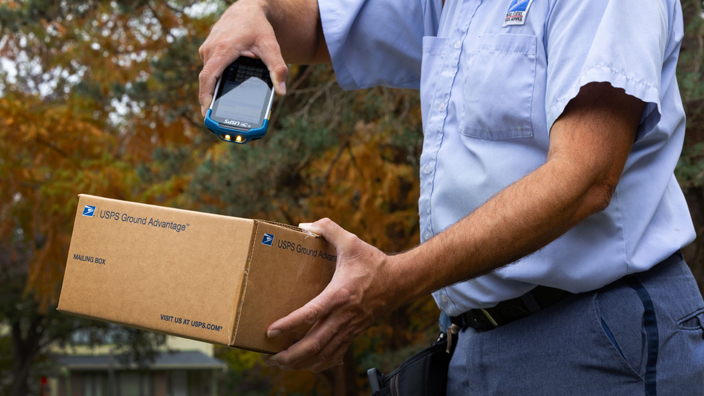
[0,1,207,393]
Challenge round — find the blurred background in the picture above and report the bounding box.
[0,0,702,395]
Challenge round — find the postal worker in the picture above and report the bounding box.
[199,0,704,393]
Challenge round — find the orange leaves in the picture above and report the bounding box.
[25,219,71,310]
[307,120,420,254]
[0,93,109,162]
[0,90,130,307]
[0,0,19,9]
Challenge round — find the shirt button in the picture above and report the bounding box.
[424,164,432,175]
[441,293,449,303]
[438,102,446,112]
[424,230,432,240]
[454,40,461,49]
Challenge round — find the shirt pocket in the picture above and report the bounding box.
[421,36,449,128]
[460,34,537,140]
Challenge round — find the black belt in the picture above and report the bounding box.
[450,250,684,333]
[450,285,570,332]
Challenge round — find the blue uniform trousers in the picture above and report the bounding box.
[447,253,704,395]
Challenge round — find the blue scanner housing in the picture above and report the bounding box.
[204,109,270,144]
[204,57,275,144]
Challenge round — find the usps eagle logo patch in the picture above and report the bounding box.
[82,205,96,217]
[504,0,534,26]
[261,233,274,246]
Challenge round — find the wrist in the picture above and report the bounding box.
[380,253,416,309]
[389,245,441,305]
[232,0,272,21]
[252,0,283,26]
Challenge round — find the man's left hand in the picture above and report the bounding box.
[265,218,398,372]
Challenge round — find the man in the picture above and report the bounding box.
[199,0,704,393]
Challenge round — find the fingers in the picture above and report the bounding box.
[267,307,348,367]
[199,50,239,117]
[267,327,332,368]
[198,41,287,116]
[272,338,351,373]
[267,289,333,339]
[300,218,356,252]
[197,1,288,117]
[309,341,351,373]
[255,37,288,96]
[267,321,353,373]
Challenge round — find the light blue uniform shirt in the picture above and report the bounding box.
[319,0,695,314]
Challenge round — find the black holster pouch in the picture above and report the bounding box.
[368,325,459,396]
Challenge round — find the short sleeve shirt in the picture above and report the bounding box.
[319,0,695,314]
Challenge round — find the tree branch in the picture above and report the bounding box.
[325,140,349,183]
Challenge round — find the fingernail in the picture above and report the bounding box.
[278,81,286,95]
[267,329,281,338]
[200,105,205,117]
[299,223,313,230]
[265,358,277,367]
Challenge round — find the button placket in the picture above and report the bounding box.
[422,0,480,245]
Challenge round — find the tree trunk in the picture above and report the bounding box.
[10,315,43,396]
[10,339,33,396]
[342,348,360,396]
[321,348,360,396]
[9,365,31,396]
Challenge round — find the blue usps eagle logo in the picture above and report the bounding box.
[82,205,96,217]
[504,0,534,26]
[261,233,274,246]
[507,0,531,12]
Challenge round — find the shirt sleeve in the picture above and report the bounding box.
[318,0,435,90]
[544,0,673,139]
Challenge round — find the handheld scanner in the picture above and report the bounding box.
[204,56,275,144]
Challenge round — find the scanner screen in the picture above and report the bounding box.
[213,77,270,125]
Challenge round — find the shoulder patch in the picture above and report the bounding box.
[503,0,535,27]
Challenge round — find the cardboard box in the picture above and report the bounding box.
[58,195,337,354]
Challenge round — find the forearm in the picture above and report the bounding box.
[388,82,642,308]
[390,157,603,305]
[253,0,329,64]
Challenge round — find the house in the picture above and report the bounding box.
[47,336,226,396]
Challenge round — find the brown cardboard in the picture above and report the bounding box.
[58,195,336,354]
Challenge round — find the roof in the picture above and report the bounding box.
[53,351,227,371]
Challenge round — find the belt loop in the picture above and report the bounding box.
[521,291,542,314]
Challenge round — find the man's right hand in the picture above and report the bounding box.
[198,0,328,117]
[198,0,288,117]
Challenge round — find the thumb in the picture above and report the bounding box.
[299,218,353,251]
